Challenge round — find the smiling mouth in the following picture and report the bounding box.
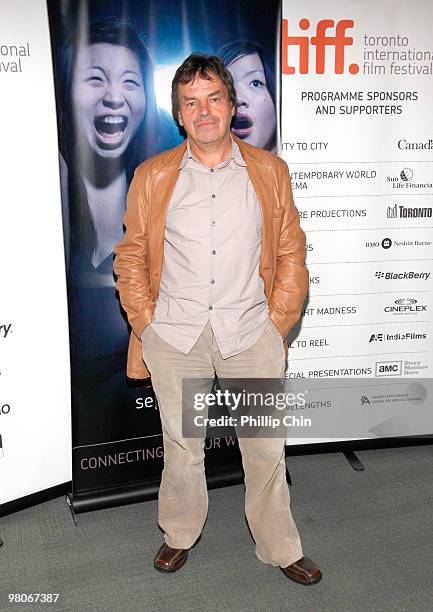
[94,115,128,147]
[231,115,253,138]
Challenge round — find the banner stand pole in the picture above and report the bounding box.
[65,494,77,526]
[343,451,365,472]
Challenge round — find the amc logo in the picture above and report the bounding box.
[282,18,359,75]
[375,361,403,377]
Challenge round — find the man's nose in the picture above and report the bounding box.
[103,82,124,109]
[197,99,210,115]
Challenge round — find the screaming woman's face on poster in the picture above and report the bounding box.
[227,51,276,151]
[72,42,146,159]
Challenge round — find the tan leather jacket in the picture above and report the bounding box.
[113,136,308,379]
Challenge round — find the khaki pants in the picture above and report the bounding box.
[141,319,303,567]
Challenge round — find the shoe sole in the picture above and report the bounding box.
[154,554,188,573]
[281,569,323,586]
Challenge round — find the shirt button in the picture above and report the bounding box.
[210,279,215,284]
[210,169,214,173]
[212,250,216,254]
[209,306,213,310]
[211,221,216,225]
[211,194,216,198]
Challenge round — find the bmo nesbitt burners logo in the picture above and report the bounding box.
[282,18,358,75]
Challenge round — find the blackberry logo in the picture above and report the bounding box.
[375,271,431,280]
[400,167,413,181]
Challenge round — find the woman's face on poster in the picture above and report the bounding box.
[72,43,146,158]
[228,52,276,151]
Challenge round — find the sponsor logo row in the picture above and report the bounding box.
[302,298,429,318]
[287,360,428,378]
[309,269,432,285]
[291,167,433,191]
[283,140,433,154]
[289,332,429,350]
[299,205,432,220]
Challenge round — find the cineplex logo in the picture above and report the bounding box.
[282,18,359,74]
[384,298,427,314]
[375,271,431,280]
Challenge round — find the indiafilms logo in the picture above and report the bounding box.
[375,271,430,280]
[384,298,427,315]
[369,332,427,342]
[387,204,432,218]
[282,19,359,75]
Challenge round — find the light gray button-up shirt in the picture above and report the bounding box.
[148,138,269,358]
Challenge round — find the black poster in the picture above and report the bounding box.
[47,0,280,508]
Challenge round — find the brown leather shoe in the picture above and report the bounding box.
[153,543,189,573]
[281,556,322,585]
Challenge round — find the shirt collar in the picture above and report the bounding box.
[178,137,247,170]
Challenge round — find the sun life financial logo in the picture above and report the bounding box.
[400,168,414,181]
[282,18,358,75]
[387,167,432,190]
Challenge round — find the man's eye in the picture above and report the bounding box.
[186,101,196,107]
[210,97,220,102]
[250,79,264,88]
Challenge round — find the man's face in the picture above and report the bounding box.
[177,72,235,146]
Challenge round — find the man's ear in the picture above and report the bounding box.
[178,113,183,126]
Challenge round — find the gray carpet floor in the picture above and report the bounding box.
[1,445,432,612]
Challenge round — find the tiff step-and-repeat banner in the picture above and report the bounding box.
[281,0,433,443]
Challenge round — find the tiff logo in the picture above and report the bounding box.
[282,18,359,75]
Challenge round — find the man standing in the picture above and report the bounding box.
[113,54,322,586]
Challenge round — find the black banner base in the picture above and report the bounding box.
[67,465,244,516]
